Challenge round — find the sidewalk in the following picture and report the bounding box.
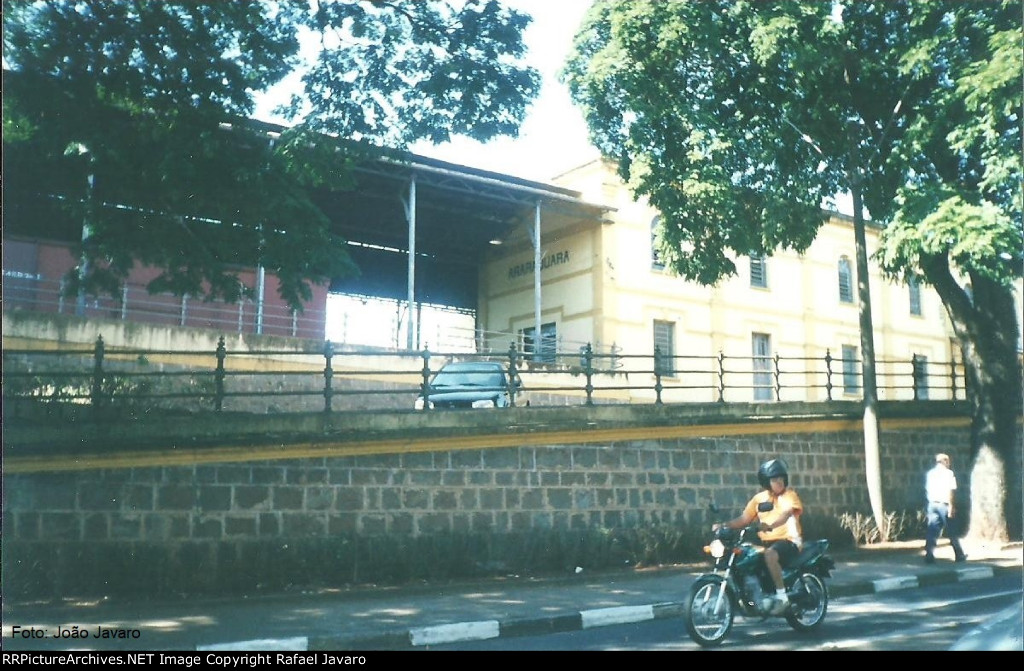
[2,539,1020,651]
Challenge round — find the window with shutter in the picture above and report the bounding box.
[838,256,854,303]
[750,253,767,288]
[842,344,860,393]
[653,320,675,376]
[521,322,557,364]
[909,277,922,316]
[752,332,773,400]
[914,354,930,399]
[651,216,665,271]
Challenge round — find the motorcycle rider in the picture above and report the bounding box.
[713,458,803,615]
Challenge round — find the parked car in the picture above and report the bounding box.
[414,361,528,409]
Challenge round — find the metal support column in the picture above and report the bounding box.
[533,200,542,353]
[256,263,265,335]
[404,175,418,351]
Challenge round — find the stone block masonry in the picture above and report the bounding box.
[2,409,983,600]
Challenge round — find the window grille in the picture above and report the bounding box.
[521,322,557,364]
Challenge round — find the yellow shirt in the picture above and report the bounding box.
[743,488,803,545]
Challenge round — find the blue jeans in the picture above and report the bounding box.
[925,501,966,560]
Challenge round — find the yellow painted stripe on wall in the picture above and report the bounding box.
[4,415,971,474]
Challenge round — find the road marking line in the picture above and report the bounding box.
[956,567,994,581]
[581,605,655,628]
[197,636,308,651]
[410,621,499,646]
[873,576,919,592]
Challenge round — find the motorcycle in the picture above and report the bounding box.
[683,502,835,647]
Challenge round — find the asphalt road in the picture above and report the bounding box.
[422,574,1023,651]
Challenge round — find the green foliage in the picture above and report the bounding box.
[563,0,1022,542]
[4,512,913,598]
[2,0,540,310]
[563,1,1020,289]
[840,510,924,546]
[1,356,219,422]
[801,512,856,551]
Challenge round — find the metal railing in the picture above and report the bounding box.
[1,272,623,360]
[1,336,969,419]
[2,273,325,339]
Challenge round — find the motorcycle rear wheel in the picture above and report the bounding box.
[684,576,735,647]
[785,572,828,632]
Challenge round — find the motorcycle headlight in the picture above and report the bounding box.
[706,539,726,559]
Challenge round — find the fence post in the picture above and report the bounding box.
[91,335,105,417]
[717,351,726,402]
[506,342,521,407]
[773,353,781,401]
[584,342,595,406]
[824,349,834,401]
[323,340,334,412]
[215,336,226,411]
[421,348,432,410]
[949,357,958,400]
[653,345,664,405]
[911,354,920,401]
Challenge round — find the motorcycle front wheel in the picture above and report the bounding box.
[785,572,828,632]
[684,575,735,647]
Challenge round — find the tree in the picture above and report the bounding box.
[2,0,541,309]
[563,1,1022,541]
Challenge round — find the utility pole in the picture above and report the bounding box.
[67,143,94,317]
[785,109,888,541]
[848,121,887,541]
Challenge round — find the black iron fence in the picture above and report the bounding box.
[1,336,968,419]
[2,272,622,357]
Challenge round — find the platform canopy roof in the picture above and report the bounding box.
[311,141,614,309]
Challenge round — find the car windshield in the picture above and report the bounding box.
[432,367,505,388]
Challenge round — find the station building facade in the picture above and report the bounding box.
[476,158,1020,403]
[4,146,1020,406]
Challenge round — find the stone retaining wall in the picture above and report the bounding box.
[2,416,977,599]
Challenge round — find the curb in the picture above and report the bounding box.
[197,563,1015,651]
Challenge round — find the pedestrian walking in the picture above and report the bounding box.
[924,452,967,564]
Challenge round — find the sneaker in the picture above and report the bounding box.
[768,596,789,615]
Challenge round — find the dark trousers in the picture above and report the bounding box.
[925,501,966,560]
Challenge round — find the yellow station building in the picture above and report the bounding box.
[476,158,1022,404]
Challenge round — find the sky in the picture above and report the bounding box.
[252,1,600,344]
[410,0,599,181]
[253,0,599,185]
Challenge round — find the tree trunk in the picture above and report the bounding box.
[923,254,1023,542]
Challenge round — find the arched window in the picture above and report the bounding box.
[838,256,854,303]
[651,216,665,270]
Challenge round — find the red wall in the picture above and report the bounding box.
[3,236,328,340]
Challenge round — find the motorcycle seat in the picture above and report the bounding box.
[794,538,829,565]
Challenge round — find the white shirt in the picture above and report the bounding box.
[925,464,957,505]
